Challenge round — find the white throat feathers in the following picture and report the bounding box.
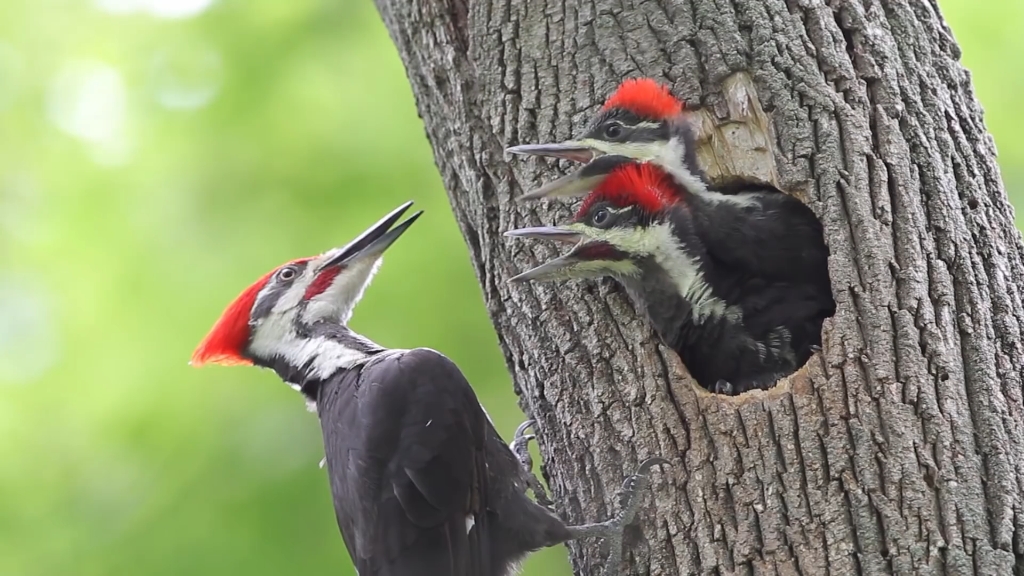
[247,254,388,408]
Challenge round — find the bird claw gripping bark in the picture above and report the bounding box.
[510,420,536,471]
[510,419,554,508]
[566,457,669,575]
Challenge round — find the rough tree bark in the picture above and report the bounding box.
[373,0,1024,574]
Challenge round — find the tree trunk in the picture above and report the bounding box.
[372,0,1024,573]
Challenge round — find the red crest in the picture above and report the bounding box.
[576,163,680,218]
[192,257,319,366]
[190,269,278,367]
[601,78,683,120]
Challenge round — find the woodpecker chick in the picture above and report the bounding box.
[506,164,835,394]
[507,77,711,201]
[506,77,834,286]
[191,202,666,576]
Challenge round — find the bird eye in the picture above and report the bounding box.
[277,266,298,281]
[603,122,623,139]
[592,207,611,227]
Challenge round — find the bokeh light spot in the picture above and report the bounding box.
[45,60,133,166]
[0,276,60,386]
[95,0,216,19]
[150,42,223,110]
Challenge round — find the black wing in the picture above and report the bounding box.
[317,348,490,576]
[694,181,831,287]
[740,280,834,364]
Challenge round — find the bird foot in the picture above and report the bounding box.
[566,457,669,575]
[810,344,823,353]
[510,420,536,471]
[714,374,787,395]
[509,420,554,507]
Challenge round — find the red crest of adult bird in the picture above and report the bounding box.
[506,163,835,395]
[192,201,667,575]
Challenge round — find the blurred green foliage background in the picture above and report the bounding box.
[0,0,1019,575]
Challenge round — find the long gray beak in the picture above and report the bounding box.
[504,226,583,243]
[505,226,590,282]
[321,201,422,269]
[518,172,607,201]
[506,142,598,164]
[516,154,633,201]
[508,252,588,283]
[508,237,630,283]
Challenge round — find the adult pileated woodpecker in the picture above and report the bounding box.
[191,202,665,576]
[505,164,834,395]
[506,77,833,287]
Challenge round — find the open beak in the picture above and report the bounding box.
[506,240,619,283]
[514,154,634,202]
[507,250,588,283]
[517,171,606,201]
[506,224,631,283]
[506,141,599,164]
[302,201,422,324]
[320,201,422,270]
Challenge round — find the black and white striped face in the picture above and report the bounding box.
[191,202,420,392]
[578,108,672,152]
[506,110,705,202]
[575,199,651,231]
[507,201,733,326]
[244,202,422,379]
[576,110,706,195]
[247,251,378,329]
[244,248,386,377]
[248,259,313,325]
[577,110,712,201]
[505,217,688,284]
[506,109,676,165]
[504,202,676,283]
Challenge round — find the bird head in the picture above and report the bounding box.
[506,162,689,282]
[190,202,421,376]
[507,78,702,200]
